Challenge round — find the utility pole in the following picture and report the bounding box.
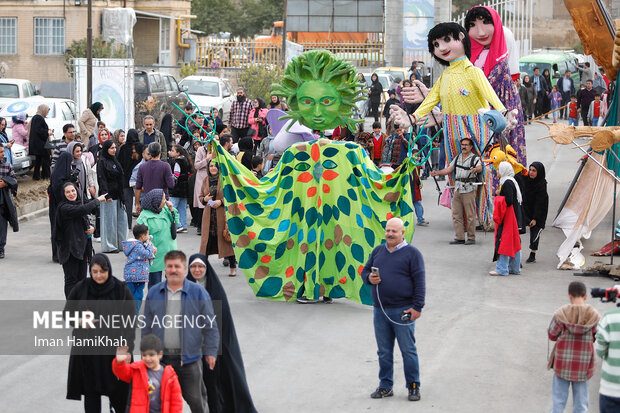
[281,0,287,69]
[87,0,93,106]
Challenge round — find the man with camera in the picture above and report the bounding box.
[431,137,482,245]
[361,217,426,402]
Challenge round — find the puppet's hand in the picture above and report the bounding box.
[401,80,430,104]
[416,108,443,128]
[504,109,518,131]
[390,105,413,128]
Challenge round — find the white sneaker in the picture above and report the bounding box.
[93,237,101,243]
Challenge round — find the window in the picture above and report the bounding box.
[161,75,172,92]
[34,18,65,55]
[0,18,16,55]
[168,76,180,93]
[0,83,19,98]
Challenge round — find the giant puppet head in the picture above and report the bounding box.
[427,22,471,66]
[271,50,367,132]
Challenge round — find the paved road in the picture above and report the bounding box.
[0,120,618,412]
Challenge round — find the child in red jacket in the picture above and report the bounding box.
[112,334,183,413]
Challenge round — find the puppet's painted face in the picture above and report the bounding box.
[296,80,342,130]
[431,34,465,63]
[468,18,494,47]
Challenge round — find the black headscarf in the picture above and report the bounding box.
[140,188,165,213]
[160,114,173,148]
[51,151,74,202]
[86,253,117,297]
[89,102,103,121]
[523,161,549,228]
[268,96,280,109]
[186,253,258,413]
[118,129,142,188]
[238,137,253,170]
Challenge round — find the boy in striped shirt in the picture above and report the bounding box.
[596,301,620,412]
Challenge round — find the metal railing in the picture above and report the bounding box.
[453,0,533,58]
[195,38,384,68]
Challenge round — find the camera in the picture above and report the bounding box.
[400,311,411,321]
[592,286,620,303]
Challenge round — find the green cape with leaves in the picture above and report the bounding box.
[215,139,415,305]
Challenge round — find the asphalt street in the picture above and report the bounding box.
[1,119,618,412]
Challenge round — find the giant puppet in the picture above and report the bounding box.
[391,22,516,230]
[202,50,422,304]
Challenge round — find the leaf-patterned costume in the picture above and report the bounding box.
[214,139,416,305]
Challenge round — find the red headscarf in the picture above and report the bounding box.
[469,6,508,78]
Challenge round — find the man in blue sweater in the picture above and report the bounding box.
[361,217,426,402]
[143,250,219,413]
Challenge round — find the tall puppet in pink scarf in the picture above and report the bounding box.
[466,6,526,165]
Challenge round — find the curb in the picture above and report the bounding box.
[17,198,49,222]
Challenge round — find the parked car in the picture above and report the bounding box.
[178,76,235,123]
[0,78,40,110]
[375,67,411,84]
[134,71,188,124]
[519,52,581,87]
[0,97,77,144]
[10,143,30,176]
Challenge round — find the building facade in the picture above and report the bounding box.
[0,0,191,85]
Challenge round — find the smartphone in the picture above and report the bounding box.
[371,266,379,275]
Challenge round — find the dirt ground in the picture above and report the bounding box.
[13,172,49,209]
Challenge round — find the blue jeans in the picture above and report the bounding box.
[550,375,588,413]
[591,117,599,126]
[413,201,425,223]
[170,197,187,229]
[373,306,420,389]
[600,393,620,413]
[126,281,145,314]
[496,251,521,275]
[148,271,162,290]
[568,117,578,126]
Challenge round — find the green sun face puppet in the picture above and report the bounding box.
[215,139,416,304]
[271,50,367,131]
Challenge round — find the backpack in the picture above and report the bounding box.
[455,154,483,183]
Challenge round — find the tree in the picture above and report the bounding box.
[452,0,481,17]
[238,63,283,102]
[192,0,284,38]
[64,36,128,77]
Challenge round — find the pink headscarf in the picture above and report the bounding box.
[469,6,508,78]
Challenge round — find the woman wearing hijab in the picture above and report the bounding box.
[96,140,127,253]
[490,161,522,276]
[112,129,125,149]
[49,150,75,262]
[66,141,94,202]
[118,129,142,229]
[65,253,135,412]
[236,137,253,170]
[522,161,548,263]
[192,141,210,234]
[78,101,103,142]
[248,98,269,150]
[199,161,236,276]
[29,104,52,180]
[186,253,258,413]
[542,68,553,118]
[55,182,107,297]
[521,74,536,121]
[465,6,526,164]
[369,73,383,122]
[268,94,287,111]
[136,188,179,289]
[160,113,174,148]
[11,112,28,148]
[0,117,12,165]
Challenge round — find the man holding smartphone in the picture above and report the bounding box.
[361,217,426,402]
